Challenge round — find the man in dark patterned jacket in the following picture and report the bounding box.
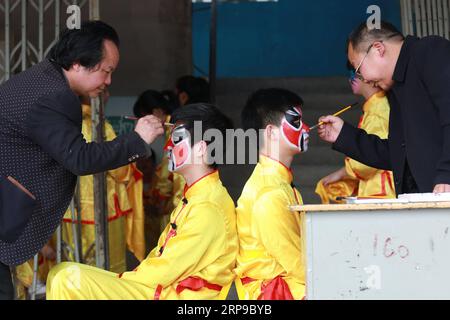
[0,21,163,300]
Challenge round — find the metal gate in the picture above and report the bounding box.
[1,0,108,299]
[400,0,450,39]
[0,0,99,83]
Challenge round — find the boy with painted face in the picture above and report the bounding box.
[234,88,309,300]
[46,104,238,300]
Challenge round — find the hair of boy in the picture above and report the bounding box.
[241,88,304,132]
[170,103,234,169]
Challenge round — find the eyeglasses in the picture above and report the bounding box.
[353,43,375,82]
[352,33,401,82]
[349,70,364,83]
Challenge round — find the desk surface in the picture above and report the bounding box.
[291,201,450,212]
[304,206,450,299]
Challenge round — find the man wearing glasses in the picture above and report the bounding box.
[318,21,450,195]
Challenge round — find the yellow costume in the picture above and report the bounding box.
[234,156,306,300]
[315,92,396,203]
[62,104,146,273]
[47,171,238,300]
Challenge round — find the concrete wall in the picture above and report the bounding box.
[101,0,192,96]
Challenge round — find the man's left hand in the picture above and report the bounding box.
[433,184,450,193]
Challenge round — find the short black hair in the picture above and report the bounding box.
[241,88,304,131]
[348,21,404,53]
[133,90,171,118]
[48,20,120,71]
[170,103,234,169]
[176,76,211,104]
[160,89,179,114]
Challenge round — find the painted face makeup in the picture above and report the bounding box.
[349,70,362,94]
[281,106,310,153]
[164,124,191,172]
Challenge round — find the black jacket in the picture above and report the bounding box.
[333,36,450,195]
[0,59,149,266]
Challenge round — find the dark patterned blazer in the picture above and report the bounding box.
[0,59,149,266]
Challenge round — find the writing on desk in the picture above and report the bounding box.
[373,234,410,259]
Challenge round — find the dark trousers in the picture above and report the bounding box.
[0,262,14,300]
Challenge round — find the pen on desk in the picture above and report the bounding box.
[309,102,359,131]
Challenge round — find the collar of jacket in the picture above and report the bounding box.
[393,35,420,83]
[48,58,73,87]
[183,170,220,199]
[259,155,293,184]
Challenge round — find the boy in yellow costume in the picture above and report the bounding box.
[47,104,238,300]
[315,69,395,203]
[234,89,310,300]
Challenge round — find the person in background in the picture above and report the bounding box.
[175,75,210,107]
[234,88,310,300]
[315,63,395,203]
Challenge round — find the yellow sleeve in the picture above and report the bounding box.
[345,112,390,180]
[120,203,224,288]
[253,189,303,279]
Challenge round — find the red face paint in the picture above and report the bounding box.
[164,125,191,172]
[281,106,310,152]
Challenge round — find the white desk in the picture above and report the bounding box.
[291,202,450,300]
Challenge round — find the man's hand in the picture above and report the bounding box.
[322,167,347,186]
[317,116,344,144]
[134,115,164,145]
[433,184,450,193]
